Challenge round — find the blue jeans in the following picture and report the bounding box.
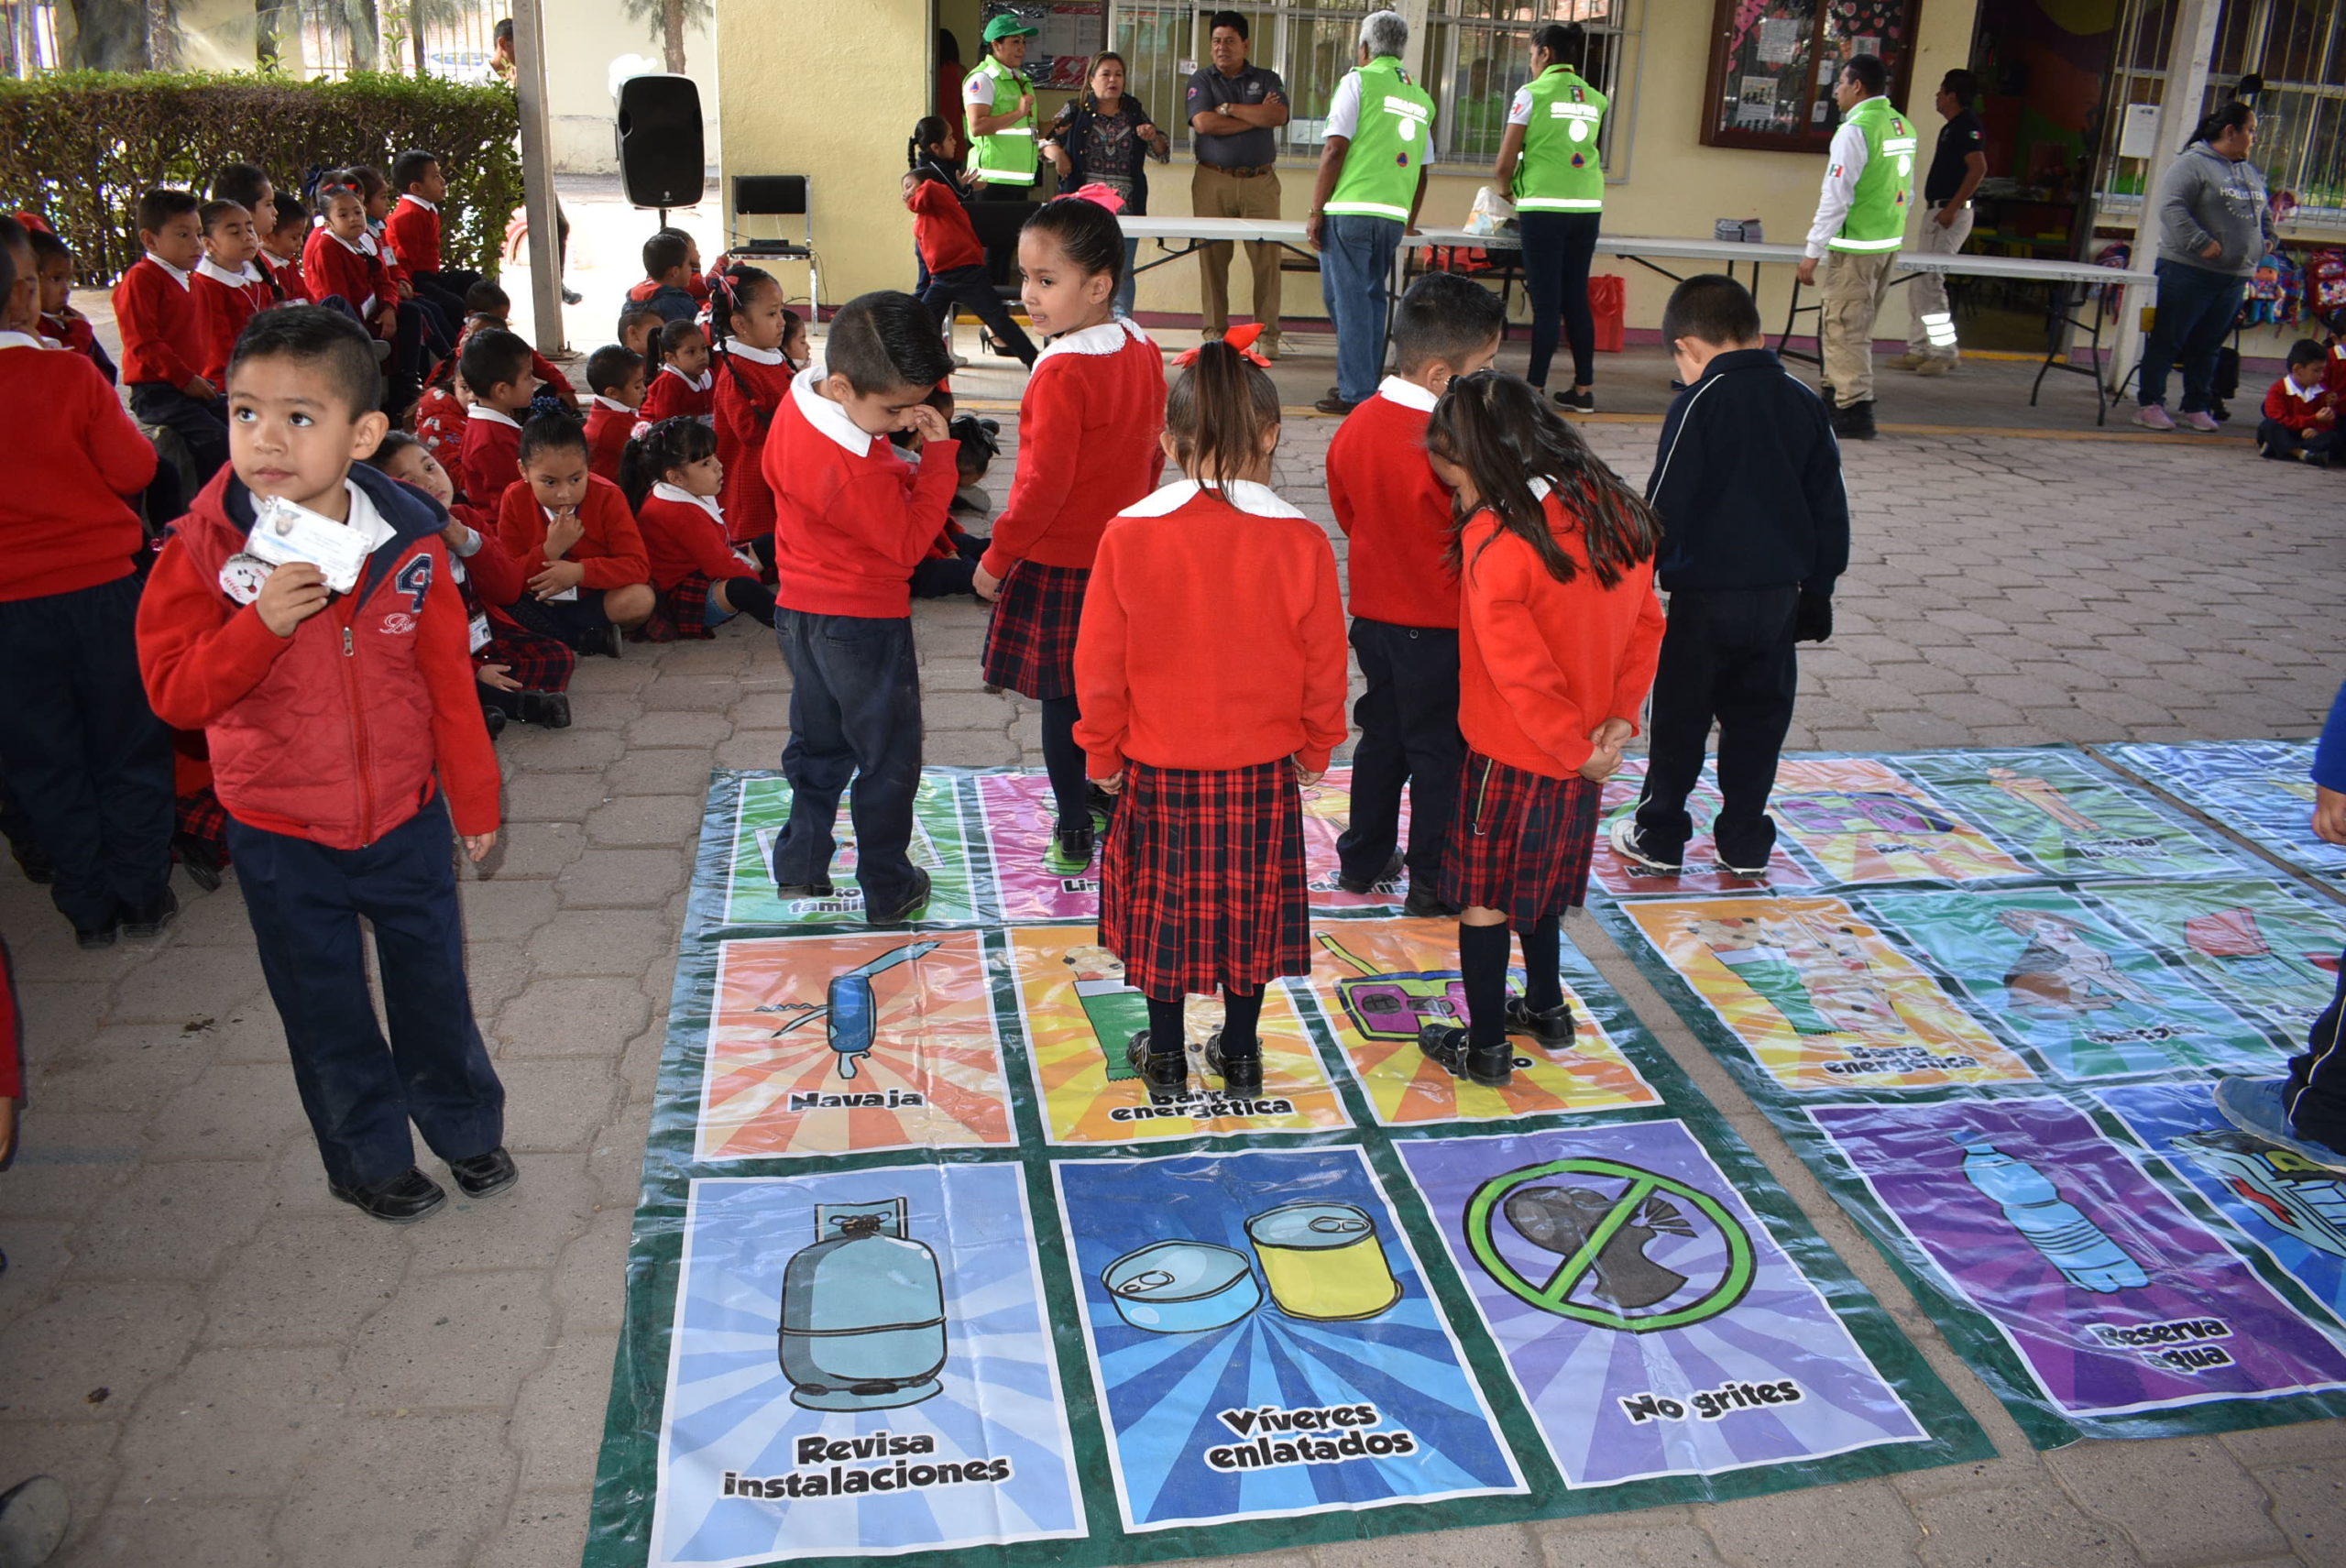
[774,609,925,911]
[2138,258,2246,413]
[1321,214,1402,403]
[1115,236,1139,319]
[226,795,504,1188]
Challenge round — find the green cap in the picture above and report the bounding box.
[982,14,1039,42]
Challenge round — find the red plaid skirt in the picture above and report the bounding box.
[481,626,576,692]
[175,786,229,861]
[1101,758,1310,1000]
[1438,751,1603,926]
[981,561,1087,700]
[628,572,718,643]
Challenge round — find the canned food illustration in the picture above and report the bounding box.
[1101,1240,1262,1332]
[1244,1201,1402,1321]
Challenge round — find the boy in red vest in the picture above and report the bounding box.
[113,187,228,480]
[136,306,510,1224]
[1327,272,1504,915]
[583,344,646,481]
[456,327,538,503]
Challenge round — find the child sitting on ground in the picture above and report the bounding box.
[385,148,481,323]
[455,327,537,504]
[912,411,999,598]
[27,226,115,383]
[194,199,274,389]
[584,345,647,481]
[618,303,663,365]
[303,181,414,409]
[495,412,655,657]
[136,305,510,1224]
[626,229,701,331]
[258,192,308,300]
[619,415,778,641]
[1609,275,1847,881]
[642,318,715,424]
[113,187,227,480]
[2259,338,2339,468]
[765,291,959,924]
[463,279,578,410]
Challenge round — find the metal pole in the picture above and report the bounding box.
[512,0,565,354]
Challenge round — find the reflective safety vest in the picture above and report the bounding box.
[1325,56,1435,223]
[1829,95,1916,253]
[1512,66,1606,214]
[970,56,1037,188]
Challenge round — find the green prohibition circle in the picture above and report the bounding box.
[1464,1157,1756,1332]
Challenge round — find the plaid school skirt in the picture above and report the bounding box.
[481,625,577,692]
[981,561,1088,701]
[1101,758,1310,1000]
[627,572,718,643]
[174,786,229,861]
[1438,751,1603,926]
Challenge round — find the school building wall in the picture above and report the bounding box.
[717,0,1982,344]
[543,6,723,177]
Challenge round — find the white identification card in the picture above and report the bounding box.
[468,612,491,652]
[248,495,371,594]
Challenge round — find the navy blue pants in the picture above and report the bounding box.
[0,575,173,931]
[1337,617,1463,888]
[2286,959,2346,1155]
[1635,585,1802,867]
[919,265,1037,366]
[1519,210,1600,390]
[774,609,925,911]
[2258,419,2340,461]
[226,795,504,1188]
[127,380,227,485]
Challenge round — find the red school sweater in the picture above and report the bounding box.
[637,486,744,589]
[584,399,637,482]
[495,472,651,590]
[642,364,715,423]
[1072,479,1349,778]
[906,181,986,274]
[714,348,795,543]
[458,407,525,507]
[0,336,159,601]
[112,255,208,388]
[981,319,1166,579]
[1455,491,1664,779]
[2264,372,2334,435]
[385,195,444,276]
[194,259,275,386]
[764,367,959,620]
[1326,379,1459,630]
[302,227,391,323]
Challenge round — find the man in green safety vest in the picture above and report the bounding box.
[1307,8,1436,415]
[1797,52,1916,441]
[1492,21,1607,411]
[965,14,1041,200]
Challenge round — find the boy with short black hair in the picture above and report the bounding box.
[114,186,228,480]
[135,305,511,1224]
[385,148,483,309]
[2258,338,2339,467]
[258,192,309,300]
[27,227,115,381]
[1612,275,1848,879]
[628,230,700,329]
[456,327,537,503]
[766,291,959,926]
[1327,270,1504,915]
[583,344,646,481]
[194,199,273,388]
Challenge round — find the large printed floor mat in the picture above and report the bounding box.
[584,773,1993,1568]
[2100,739,2346,883]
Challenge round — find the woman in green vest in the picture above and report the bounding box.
[1492,22,1606,413]
[965,14,1041,202]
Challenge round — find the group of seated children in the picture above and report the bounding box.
[2259,333,2346,469]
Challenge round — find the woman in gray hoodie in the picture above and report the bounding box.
[2135,102,2276,433]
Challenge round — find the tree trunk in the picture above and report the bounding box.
[411,0,426,75]
[342,0,378,71]
[663,0,685,74]
[64,0,150,69]
[145,0,172,68]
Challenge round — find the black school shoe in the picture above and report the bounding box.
[330,1167,448,1224]
[1553,387,1596,414]
[1830,400,1879,441]
[1125,1029,1189,1095]
[74,913,119,950]
[1418,1023,1513,1088]
[1337,852,1403,896]
[9,840,53,884]
[865,867,932,927]
[1505,996,1576,1050]
[520,690,573,728]
[1403,883,1460,918]
[1205,1032,1264,1093]
[174,832,224,893]
[480,703,508,740]
[447,1146,519,1200]
[121,886,179,938]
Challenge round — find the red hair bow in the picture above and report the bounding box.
[1171,322,1270,369]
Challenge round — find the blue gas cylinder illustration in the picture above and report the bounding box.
[777,1198,948,1409]
[1957,1138,2149,1293]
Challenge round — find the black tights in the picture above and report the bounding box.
[1145,987,1264,1058]
[1038,695,1091,833]
[1461,914,1562,1048]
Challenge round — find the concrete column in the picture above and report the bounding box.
[512,0,566,354]
[1398,0,1432,82]
[2108,0,2218,395]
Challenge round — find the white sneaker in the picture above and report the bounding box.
[2132,404,2176,433]
[1607,816,1683,875]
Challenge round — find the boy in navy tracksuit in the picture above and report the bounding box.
[1611,275,1848,878]
[137,307,511,1224]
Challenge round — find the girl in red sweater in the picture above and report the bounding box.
[1418,373,1664,1089]
[641,318,716,424]
[1073,340,1346,1096]
[708,264,800,565]
[618,415,777,641]
[977,195,1166,875]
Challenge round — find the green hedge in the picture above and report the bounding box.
[0,70,522,284]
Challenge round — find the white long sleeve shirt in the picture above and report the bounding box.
[1804,121,1870,259]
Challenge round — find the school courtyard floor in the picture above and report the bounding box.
[5,181,2345,1566]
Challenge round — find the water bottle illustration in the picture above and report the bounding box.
[1957,1138,2149,1293]
[777,1198,948,1410]
[768,940,940,1080]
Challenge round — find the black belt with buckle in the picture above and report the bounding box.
[1207,163,1277,179]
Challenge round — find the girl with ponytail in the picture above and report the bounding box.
[618,414,777,641]
[707,262,799,565]
[1070,339,1347,1098]
[1414,370,1663,1089]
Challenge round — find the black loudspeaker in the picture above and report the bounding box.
[616,74,706,210]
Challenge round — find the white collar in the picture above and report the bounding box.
[2334,344,2345,360]
[589,393,637,414]
[788,360,874,456]
[1529,477,1553,500]
[2287,377,2324,401]
[1119,478,1307,520]
[325,230,369,256]
[343,480,399,554]
[466,404,522,430]
[652,480,725,522]
[143,253,192,288]
[196,257,262,289]
[726,339,787,366]
[1035,316,1149,367]
[1375,375,1439,412]
[0,330,46,352]
[661,364,713,392]
[399,192,438,214]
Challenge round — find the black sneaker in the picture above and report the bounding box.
[518,689,572,729]
[174,832,224,894]
[1403,883,1460,918]
[1554,388,1595,414]
[329,1167,447,1224]
[1830,400,1878,441]
[1607,817,1683,876]
[866,867,933,927]
[1418,1024,1513,1088]
[1205,1032,1264,1093]
[1125,1029,1188,1095]
[121,885,179,938]
[1336,851,1403,895]
[1504,996,1575,1050]
[446,1146,519,1200]
[74,914,119,950]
